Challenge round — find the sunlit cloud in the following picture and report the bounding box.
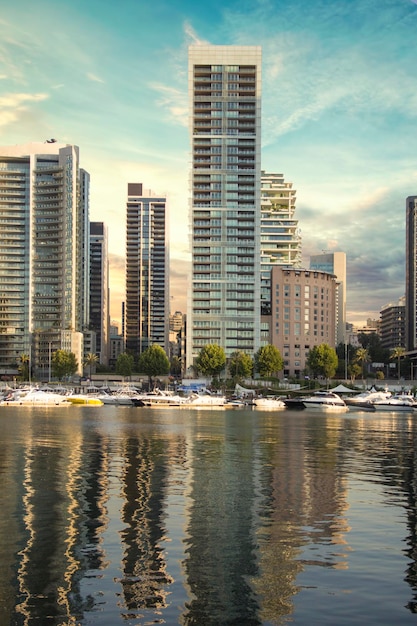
[86,72,105,83]
[0,92,49,128]
[149,82,188,126]
[183,20,209,45]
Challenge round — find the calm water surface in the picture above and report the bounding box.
[1,405,417,625]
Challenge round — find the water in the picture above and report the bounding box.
[1,405,417,625]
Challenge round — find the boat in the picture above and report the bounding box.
[252,397,285,410]
[0,386,72,407]
[225,398,247,408]
[98,386,142,405]
[283,397,307,410]
[301,391,348,413]
[132,391,185,407]
[372,394,417,413]
[66,394,104,406]
[182,392,226,408]
[345,389,392,412]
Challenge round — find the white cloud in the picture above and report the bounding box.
[149,82,188,126]
[0,92,48,127]
[86,72,105,84]
[183,21,210,46]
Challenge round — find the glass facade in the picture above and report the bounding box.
[0,143,89,376]
[125,184,169,358]
[187,46,262,369]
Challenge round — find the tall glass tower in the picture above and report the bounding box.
[125,183,169,359]
[0,142,89,377]
[187,45,262,370]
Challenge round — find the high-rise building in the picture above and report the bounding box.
[125,183,169,358]
[380,296,405,351]
[260,172,301,316]
[406,196,417,352]
[90,222,109,366]
[310,251,346,346]
[187,45,262,370]
[0,141,89,378]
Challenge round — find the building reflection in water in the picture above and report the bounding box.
[180,414,351,625]
[2,409,417,624]
[117,435,173,613]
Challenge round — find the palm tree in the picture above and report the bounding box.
[390,347,405,382]
[84,353,99,380]
[19,353,30,381]
[354,347,369,386]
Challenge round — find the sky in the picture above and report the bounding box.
[1,0,417,328]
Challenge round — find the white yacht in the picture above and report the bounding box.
[132,390,185,407]
[0,386,72,407]
[301,391,348,413]
[98,386,142,405]
[372,394,417,413]
[252,397,286,410]
[182,392,226,408]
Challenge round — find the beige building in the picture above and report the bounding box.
[310,251,346,346]
[269,267,337,378]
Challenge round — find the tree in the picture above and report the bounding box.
[170,355,182,378]
[353,347,370,383]
[138,344,170,389]
[51,350,78,381]
[254,344,283,378]
[116,353,134,380]
[357,332,390,364]
[18,353,30,381]
[307,344,338,382]
[390,347,405,381]
[195,344,226,380]
[228,351,253,381]
[84,352,98,379]
[348,362,362,383]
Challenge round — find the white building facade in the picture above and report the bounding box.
[260,171,301,316]
[0,142,89,378]
[125,183,169,358]
[186,45,262,370]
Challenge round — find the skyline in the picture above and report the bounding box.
[1,0,417,326]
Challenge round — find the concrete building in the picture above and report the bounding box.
[125,183,169,358]
[270,266,337,378]
[310,251,346,346]
[260,171,301,316]
[380,296,405,351]
[90,222,109,366]
[187,45,262,370]
[0,142,89,378]
[406,196,417,352]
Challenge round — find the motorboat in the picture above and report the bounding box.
[98,386,142,405]
[132,391,185,407]
[345,389,391,411]
[182,392,226,408]
[225,398,247,408]
[283,397,307,410]
[372,395,417,413]
[301,391,348,413]
[252,397,286,410]
[0,386,72,407]
[66,394,104,406]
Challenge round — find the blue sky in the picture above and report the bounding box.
[1,0,417,326]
